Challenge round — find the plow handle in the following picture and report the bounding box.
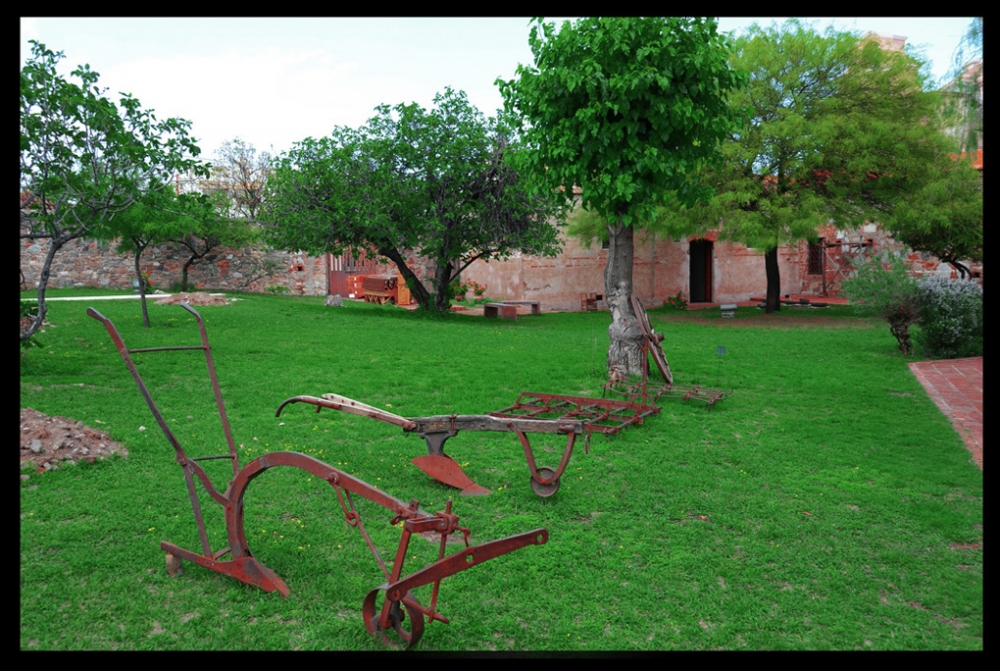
[380,528,548,600]
[275,394,417,430]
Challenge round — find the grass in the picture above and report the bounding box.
[20,292,982,650]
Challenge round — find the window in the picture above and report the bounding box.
[807,238,824,275]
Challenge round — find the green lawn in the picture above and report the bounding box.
[20,293,982,650]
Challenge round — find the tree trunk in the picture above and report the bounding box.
[181,255,195,292]
[604,217,644,382]
[20,232,75,342]
[134,248,151,328]
[764,246,781,314]
[433,260,455,313]
[378,246,433,311]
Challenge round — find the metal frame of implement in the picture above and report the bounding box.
[276,393,587,498]
[87,303,548,649]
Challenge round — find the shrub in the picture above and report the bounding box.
[841,251,921,355]
[663,291,687,310]
[265,284,290,295]
[915,276,983,359]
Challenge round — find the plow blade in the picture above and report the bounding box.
[411,455,491,496]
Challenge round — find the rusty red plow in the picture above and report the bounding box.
[88,303,547,649]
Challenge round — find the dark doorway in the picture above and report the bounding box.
[689,239,713,303]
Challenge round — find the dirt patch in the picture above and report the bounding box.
[20,407,128,475]
[155,291,232,306]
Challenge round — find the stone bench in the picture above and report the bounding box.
[720,303,738,318]
[483,303,519,320]
[499,300,541,315]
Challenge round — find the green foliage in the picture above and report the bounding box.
[886,156,982,278]
[265,284,290,295]
[658,20,950,313]
[498,17,744,226]
[662,291,688,310]
[20,301,42,351]
[841,252,921,354]
[915,276,983,359]
[20,41,206,340]
[265,88,566,312]
[20,300,39,320]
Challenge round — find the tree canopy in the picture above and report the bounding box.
[886,154,983,278]
[20,41,206,340]
[265,88,567,312]
[497,17,744,379]
[658,20,950,312]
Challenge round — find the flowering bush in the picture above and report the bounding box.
[140,269,154,291]
[662,291,687,310]
[451,279,487,301]
[915,276,982,359]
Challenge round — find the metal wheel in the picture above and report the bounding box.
[529,467,561,497]
[362,587,425,649]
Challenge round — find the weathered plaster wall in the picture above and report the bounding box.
[462,228,804,310]
[463,218,981,311]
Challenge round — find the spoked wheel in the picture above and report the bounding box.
[362,587,425,649]
[630,293,673,386]
[529,467,561,497]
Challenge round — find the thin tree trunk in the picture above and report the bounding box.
[765,246,781,314]
[134,247,150,328]
[604,216,644,382]
[20,233,74,342]
[181,254,198,292]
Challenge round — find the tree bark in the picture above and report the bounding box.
[764,246,781,314]
[20,231,79,342]
[134,247,151,328]
[377,245,433,311]
[604,217,644,382]
[433,260,455,313]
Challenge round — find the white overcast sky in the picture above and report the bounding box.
[21,17,977,163]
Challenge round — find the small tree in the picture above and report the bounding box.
[204,137,272,220]
[498,17,744,379]
[102,189,204,327]
[20,41,205,341]
[169,190,260,292]
[841,251,921,355]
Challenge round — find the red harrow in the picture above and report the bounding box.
[88,303,548,649]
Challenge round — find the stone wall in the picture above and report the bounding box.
[20,234,329,296]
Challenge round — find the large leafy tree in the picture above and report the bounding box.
[20,41,206,341]
[265,88,567,312]
[497,17,744,380]
[661,21,948,313]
